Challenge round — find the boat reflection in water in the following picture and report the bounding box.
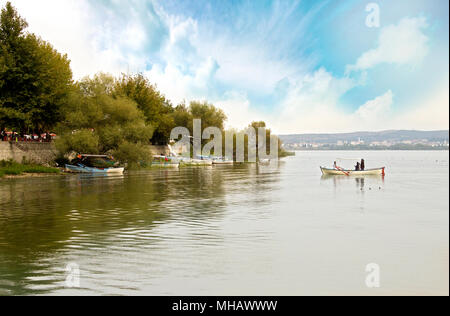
[321,174,385,191]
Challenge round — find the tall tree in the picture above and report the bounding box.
[114,73,173,144]
[189,101,227,132]
[0,2,73,133]
[56,74,154,165]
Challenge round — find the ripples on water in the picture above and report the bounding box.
[0,151,448,295]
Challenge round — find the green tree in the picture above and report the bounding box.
[172,103,192,130]
[189,101,227,132]
[0,2,73,133]
[233,121,287,161]
[114,73,173,144]
[56,74,154,165]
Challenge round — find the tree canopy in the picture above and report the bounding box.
[0,2,73,133]
[55,74,154,164]
[114,73,174,145]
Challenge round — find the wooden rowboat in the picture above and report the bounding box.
[321,167,385,176]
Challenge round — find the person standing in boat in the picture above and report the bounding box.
[361,159,365,171]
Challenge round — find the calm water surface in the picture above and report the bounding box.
[0,151,448,296]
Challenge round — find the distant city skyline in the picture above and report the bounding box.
[279,129,449,150]
[4,0,449,134]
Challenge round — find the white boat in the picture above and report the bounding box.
[212,160,234,165]
[65,155,124,174]
[212,157,234,165]
[66,164,125,174]
[320,167,385,176]
[186,159,213,166]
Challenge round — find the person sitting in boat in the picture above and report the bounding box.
[361,159,365,171]
[355,162,361,171]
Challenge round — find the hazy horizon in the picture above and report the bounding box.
[277,129,449,136]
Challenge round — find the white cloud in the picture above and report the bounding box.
[394,76,449,130]
[347,17,429,72]
[214,91,262,130]
[268,68,358,133]
[4,0,164,78]
[146,56,219,105]
[355,90,393,121]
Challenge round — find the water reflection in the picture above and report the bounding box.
[355,177,365,190]
[1,151,447,296]
[0,164,280,295]
[321,174,385,191]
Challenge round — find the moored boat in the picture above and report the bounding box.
[65,154,124,174]
[212,160,234,165]
[211,157,234,165]
[151,155,180,168]
[183,159,213,166]
[65,164,125,174]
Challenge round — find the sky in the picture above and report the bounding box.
[3,0,449,134]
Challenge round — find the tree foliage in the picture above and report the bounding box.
[0,2,73,132]
[56,74,154,164]
[189,101,227,132]
[114,73,174,145]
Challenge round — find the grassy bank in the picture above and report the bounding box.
[279,151,296,158]
[0,160,60,178]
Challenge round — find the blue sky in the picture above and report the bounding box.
[5,0,449,133]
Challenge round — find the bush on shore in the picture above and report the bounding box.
[0,160,60,178]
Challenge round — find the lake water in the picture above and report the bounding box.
[0,151,448,296]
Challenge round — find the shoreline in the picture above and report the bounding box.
[1,172,66,179]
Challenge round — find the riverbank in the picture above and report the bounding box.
[0,160,60,178]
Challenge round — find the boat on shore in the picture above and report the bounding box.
[187,159,213,166]
[151,156,180,168]
[65,155,124,174]
[212,160,234,165]
[212,157,234,165]
[66,164,125,174]
[320,167,385,176]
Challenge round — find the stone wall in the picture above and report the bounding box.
[0,141,57,165]
[0,141,170,165]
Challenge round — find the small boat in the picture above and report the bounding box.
[151,156,180,168]
[65,164,125,174]
[321,167,385,176]
[212,157,234,165]
[189,155,213,166]
[65,154,124,174]
[185,159,213,166]
[212,160,234,165]
[164,155,213,166]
